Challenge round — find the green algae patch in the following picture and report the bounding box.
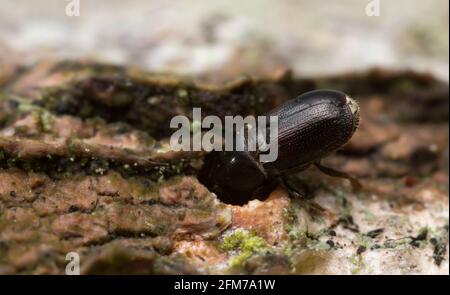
[350,254,364,274]
[38,109,54,133]
[222,229,267,251]
[221,229,269,268]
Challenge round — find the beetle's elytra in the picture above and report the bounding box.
[198,89,361,205]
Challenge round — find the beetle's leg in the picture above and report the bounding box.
[314,162,362,191]
[281,176,336,219]
[280,175,314,200]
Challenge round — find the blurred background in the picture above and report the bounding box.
[0,0,448,81]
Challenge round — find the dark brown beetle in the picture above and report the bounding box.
[198,89,361,205]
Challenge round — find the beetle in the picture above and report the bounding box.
[198,89,361,205]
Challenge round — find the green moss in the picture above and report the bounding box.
[355,234,374,249]
[222,229,265,251]
[306,239,332,251]
[38,110,54,133]
[17,102,35,114]
[283,202,308,243]
[221,229,268,268]
[311,215,325,225]
[362,209,377,224]
[230,252,252,268]
[285,224,303,241]
[382,237,413,249]
[350,255,363,274]
[177,89,188,98]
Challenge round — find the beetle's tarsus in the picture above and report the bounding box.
[314,162,362,191]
